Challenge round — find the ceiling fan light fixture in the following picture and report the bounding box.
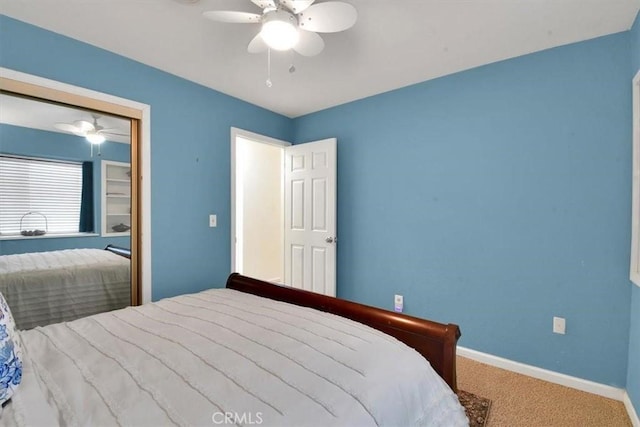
[260,10,299,51]
[86,133,106,145]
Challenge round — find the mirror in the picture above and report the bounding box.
[0,92,136,329]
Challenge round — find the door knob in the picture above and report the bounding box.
[325,237,334,243]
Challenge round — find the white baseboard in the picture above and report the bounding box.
[457,346,625,401]
[624,391,640,427]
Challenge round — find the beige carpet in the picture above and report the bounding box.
[457,356,632,427]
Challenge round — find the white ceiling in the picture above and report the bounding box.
[1,0,639,118]
[0,93,131,143]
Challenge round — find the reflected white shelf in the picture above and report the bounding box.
[102,160,131,236]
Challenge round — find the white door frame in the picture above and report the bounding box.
[630,69,640,287]
[0,67,153,304]
[230,127,290,274]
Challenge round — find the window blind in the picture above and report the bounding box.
[0,155,83,236]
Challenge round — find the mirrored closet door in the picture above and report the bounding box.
[0,85,141,330]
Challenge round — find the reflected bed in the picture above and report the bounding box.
[0,247,130,330]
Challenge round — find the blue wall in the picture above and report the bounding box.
[628,11,640,419]
[0,123,129,254]
[294,33,633,387]
[0,15,292,300]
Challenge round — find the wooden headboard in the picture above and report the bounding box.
[105,244,131,259]
[226,273,461,392]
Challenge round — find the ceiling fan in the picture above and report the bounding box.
[202,0,357,57]
[54,114,128,144]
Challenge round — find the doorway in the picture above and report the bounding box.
[231,128,289,283]
[231,127,338,296]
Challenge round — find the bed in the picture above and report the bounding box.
[0,273,468,426]
[0,247,130,330]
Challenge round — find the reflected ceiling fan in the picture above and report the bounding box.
[54,114,128,145]
[202,0,357,57]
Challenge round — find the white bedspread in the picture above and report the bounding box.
[2,288,468,427]
[0,249,130,330]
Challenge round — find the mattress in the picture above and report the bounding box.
[2,288,468,426]
[0,248,130,330]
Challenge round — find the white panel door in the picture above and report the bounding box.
[284,138,337,296]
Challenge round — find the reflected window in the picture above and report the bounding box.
[0,155,93,236]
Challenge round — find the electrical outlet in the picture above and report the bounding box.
[553,316,566,334]
[394,294,403,313]
[209,214,217,228]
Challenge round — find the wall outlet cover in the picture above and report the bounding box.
[394,294,403,313]
[553,316,566,334]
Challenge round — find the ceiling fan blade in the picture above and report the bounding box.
[280,0,315,13]
[53,123,87,136]
[298,1,357,33]
[54,122,84,135]
[74,120,94,132]
[98,130,129,137]
[293,30,324,56]
[202,10,262,24]
[251,0,276,9]
[248,33,268,53]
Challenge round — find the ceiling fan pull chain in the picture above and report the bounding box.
[266,48,273,87]
[289,49,296,73]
